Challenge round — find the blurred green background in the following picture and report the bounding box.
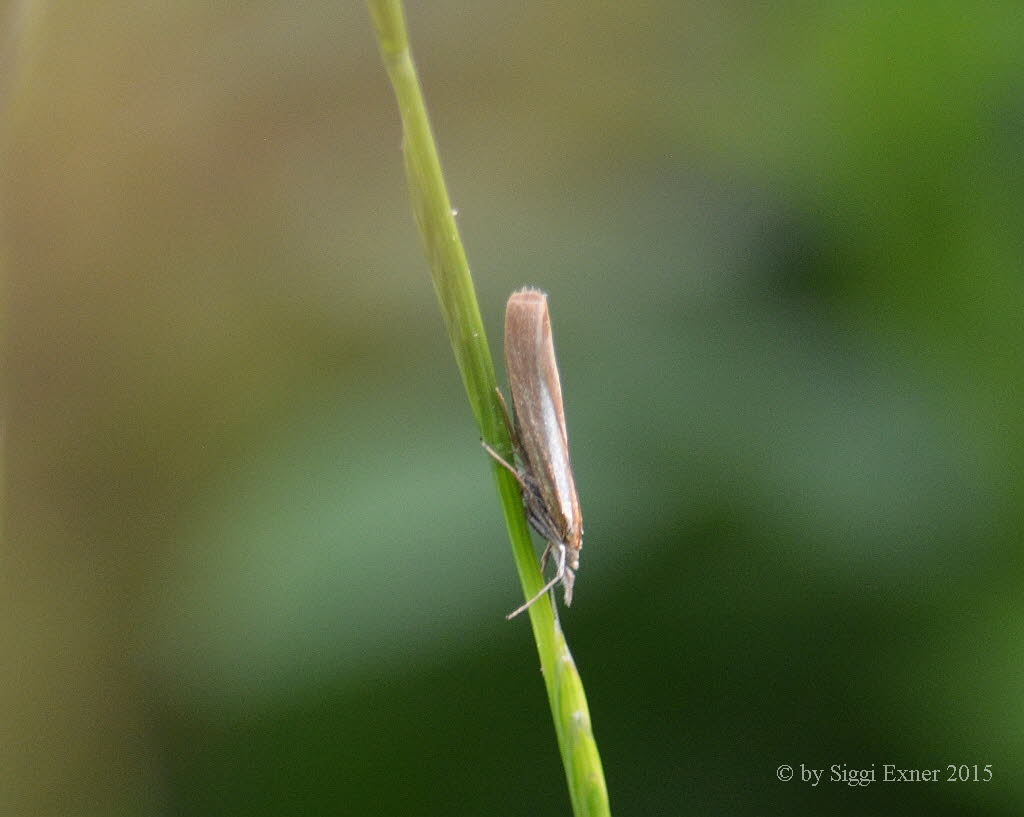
[5,1,1022,815]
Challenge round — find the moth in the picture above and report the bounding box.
[483,288,583,619]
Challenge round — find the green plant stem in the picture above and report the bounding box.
[366,3,610,815]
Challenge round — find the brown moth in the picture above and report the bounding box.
[483,288,583,619]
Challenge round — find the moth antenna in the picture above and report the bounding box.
[493,387,519,449]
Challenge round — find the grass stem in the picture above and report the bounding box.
[366,4,610,814]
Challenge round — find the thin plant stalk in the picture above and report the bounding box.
[366,3,611,815]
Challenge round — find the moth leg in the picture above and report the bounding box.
[539,541,553,570]
[481,440,530,493]
[561,562,576,607]
[506,542,567,620]
[525,499,562,547]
